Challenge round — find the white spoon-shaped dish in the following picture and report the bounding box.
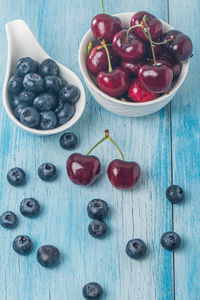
[3,19,86,135]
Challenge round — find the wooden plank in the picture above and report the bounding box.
[169,0,200,299]
[0,0,173,299]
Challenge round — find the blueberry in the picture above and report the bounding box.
[37,245,60,268]
[33,93,57,111]
[7,75,23,94]
[56,103,75,125]
[59,132,78,150]
[59,85,80,104]
[14,103,27,120]
[18,90,36,106]
[126,239,147,259]
[10,95,20,108]
[0,211,17,228]
[20,107,40,128]
[166,185,184,204]
[54,99,64,114]
[40,111,57,130]
[59,77,68,88]
[82,282,103,299]
[23,73,44,93]
[87,199,108,220]
[20,198,40,217]
[44,75,62,93]
[13,235,32,255]
[38,162,57,181]
[161,232,181,251]
[16,57,38,77]
[40,59,58,77]
[7,167,26,186]
[88,220,107,238]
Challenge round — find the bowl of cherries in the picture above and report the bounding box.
[79,4,193,117]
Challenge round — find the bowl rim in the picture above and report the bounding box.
[78,12,190,107]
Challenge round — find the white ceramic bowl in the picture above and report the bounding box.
[3,20,86,135]
[79,12,189,117]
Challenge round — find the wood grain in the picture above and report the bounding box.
[0,0,197,299]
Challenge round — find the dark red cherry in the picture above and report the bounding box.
[120,60,144,77]
[130,11,163,42]
[97,67,130,97]
[138,64,173,93]
[67,153,101,186]
[91,14,122,43]
[107,159,141,190]
[160,30,193,62]
[145,43,162,59]
[87,45,119,76]
[148,57,181,80]
[128,78,159,102]
[112,30,145,61]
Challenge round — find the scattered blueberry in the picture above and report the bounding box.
[59,132,78,150]
[23,73,44,93]
[20,198,40,217]
[59,85,80,104]
[16,57,38,77]
[18,90,36,106]
[20,107,40,128]
[7,75,23,94]
[38,163,57,181]
[88,220,107,238]
[11,95,20,108]
[82,282,103,299]
[13,235,32,255]
[7,167,26,186]
[37,245,60,268]
[126,239,147,259]
[161,232,181,251]
[44,75,62,92]
[56,102,75,125]
[40,111,57,130]
[87,199,108,220]
[33,92,57,111]
[14,103,27,120]
[59,77,68,88]
[166,185,184,204]
[0,211,17,229]
[40,59,58,77]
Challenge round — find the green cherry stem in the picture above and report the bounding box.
[87,41,93,56]
[101,0,104,13]
[86,130,125,161]
[152,39,172,45]
[101,40,112,72]
[126,24,142,41]
[142,15,157,66]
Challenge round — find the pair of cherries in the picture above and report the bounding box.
[87,3,193,102]
[67,130,140,190]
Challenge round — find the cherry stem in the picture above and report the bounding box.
[101,0,104,13]
[101,40,112,72]
[142,15,157,66]
[87,41,93,56]
[126,24,142,41]
[86,130,125,161]
[96,43,112,51]
[152,39,172,45]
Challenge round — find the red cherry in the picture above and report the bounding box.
[120,60,144,77]
[107,159,141,190]
[148,57,181,80]
[145,43,162,59]
[159,30,193,62]
[97,67,130,97]
[138,64,173,93]
[112,30,145,61]
[128,78,159,102]
[87,45,119,76]
[67,153,101,186]
[130,11,163,41]
[91,14,122,43]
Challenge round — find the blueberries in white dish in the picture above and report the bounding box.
[20,107,40,128]
[39,58,58,77]
[17,57,38,76]
[8,75,23,94]
[40,111,57,130]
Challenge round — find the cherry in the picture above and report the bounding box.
[145,43,162,59]
[112,30,145,61]
[120,60,144,77]
[107,159,140,190]
[138,64,173,93]
[130,11,163,42]
[148,57,181,80]
[128,78,159,102]
[87,44,119,76]
[159,30,193,62]
[67,153,101,186]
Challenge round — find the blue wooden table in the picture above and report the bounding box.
[0,1,199,299]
